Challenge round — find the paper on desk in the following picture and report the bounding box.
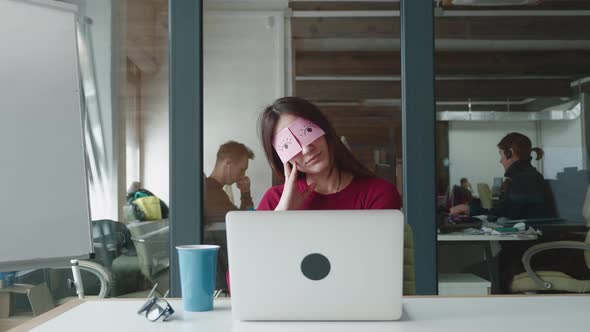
[481,227,494,234]
[462,228,485,235]
[513,222,526,231]
[523,226,543,236]
[489,225,542,236]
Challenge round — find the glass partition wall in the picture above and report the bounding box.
[12,0,171,313]
[202,1,404,295]
[435,2,590,295]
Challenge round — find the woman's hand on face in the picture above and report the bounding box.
[449,204,470,216]
[274,162,316,211]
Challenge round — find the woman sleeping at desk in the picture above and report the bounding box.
[256,96,401,211]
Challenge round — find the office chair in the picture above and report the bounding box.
[510,185,590,293]
[38,220,125,308]
[204,222,230,292]
[445,185,472,209]
[477,183,493,210]
[404,224,416,295]
[91,219,134,267]
[127,219,170,296]
[2,261,112,317]
[90,220,143,297]
[45,220,141,299]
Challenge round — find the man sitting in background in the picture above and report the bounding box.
[204,141,255,224]
[459,177,473,202]
[204,141,255,292]
[445,178,473,209]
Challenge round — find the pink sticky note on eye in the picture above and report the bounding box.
[288,118,325,147]
[273,127,302,163]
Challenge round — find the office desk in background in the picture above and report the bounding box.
[13,296,590,332]
[438,233,538,241]
[438,232,538,294]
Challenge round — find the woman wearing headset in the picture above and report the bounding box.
[450,132,554,219]
[450,132,557,293]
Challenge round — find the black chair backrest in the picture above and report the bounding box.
[91,220,133,267]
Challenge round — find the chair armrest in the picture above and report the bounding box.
[522,241,590,289]
[51,260,112,298]
[130,226,169,243]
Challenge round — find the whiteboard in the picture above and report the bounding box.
[0,0,92,271]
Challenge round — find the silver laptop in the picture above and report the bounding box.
[226,210,404,321]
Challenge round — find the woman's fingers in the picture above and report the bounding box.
[288,162,298,184]
[283,162,291,180]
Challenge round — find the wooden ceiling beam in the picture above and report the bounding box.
[296,80,401,101]
[320,104,530,117]
[320,105,399,117]
[296,50,590,77]
[289,1,399,11]
[291,16,590,40]
[289,0,590,11]
[441,0,590,10]
[332,126,392,145]
[295,78,573,100]
[436,78,573,99]
[292,17,398,39]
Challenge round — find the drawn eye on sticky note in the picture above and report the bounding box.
[273,127,302,163]
[288,118,325,147]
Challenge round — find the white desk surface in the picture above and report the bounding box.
[438,233,538,241]
[19,296,590,332]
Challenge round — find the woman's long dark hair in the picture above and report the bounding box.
[498,132,544,161]
[259,97,375,181]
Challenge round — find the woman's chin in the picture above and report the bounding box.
[301,162,329,175]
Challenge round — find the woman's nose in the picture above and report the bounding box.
[301,143,315,154]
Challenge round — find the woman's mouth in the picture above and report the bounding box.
[305,152,321,165]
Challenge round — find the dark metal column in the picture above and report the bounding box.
[168,0,203,297]
[400,0,438,295]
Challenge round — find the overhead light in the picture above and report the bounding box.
[437,101,581,122]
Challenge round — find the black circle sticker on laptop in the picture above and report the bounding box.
[301,253,331,281]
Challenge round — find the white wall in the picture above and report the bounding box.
[133,8,289,207]
[141,63,170,204]
[203,12,286,205]
[448,122,538,191]
[539,117,584,179]
[69,2,288,213]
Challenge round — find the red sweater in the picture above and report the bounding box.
[257,176,401,210]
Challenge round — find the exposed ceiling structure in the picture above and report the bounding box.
[288,0,590,170]
[290,0,590,114]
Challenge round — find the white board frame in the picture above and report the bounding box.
[0,0,93,271]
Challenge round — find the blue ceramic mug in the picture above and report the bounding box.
[176,245,220,311]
